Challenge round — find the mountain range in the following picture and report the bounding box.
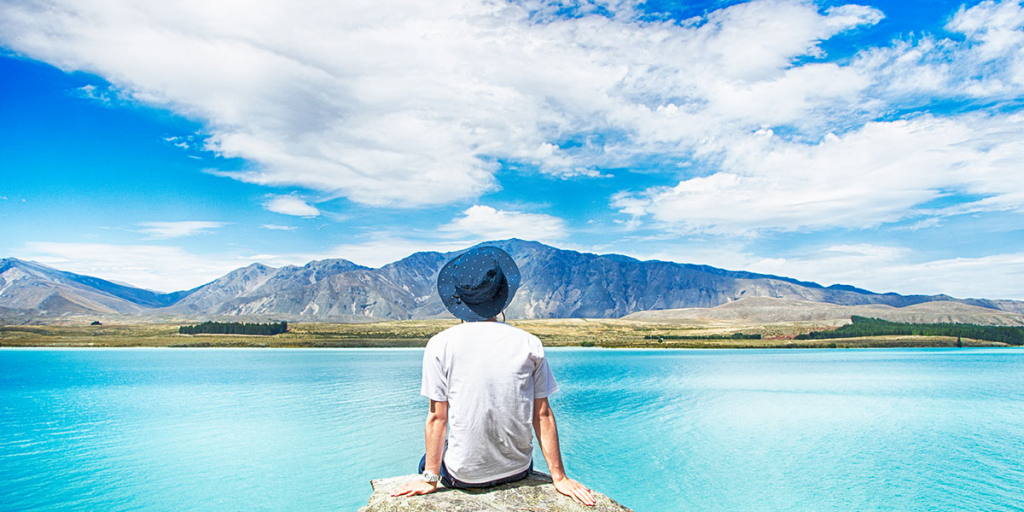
[2,239,1022,321]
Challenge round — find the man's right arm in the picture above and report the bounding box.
[533,397,596,506]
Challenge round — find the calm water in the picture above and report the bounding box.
[1,348,1023,511]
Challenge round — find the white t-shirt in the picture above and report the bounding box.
[420,321,559,484]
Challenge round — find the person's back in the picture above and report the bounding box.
[391,246,594,506]
[422,321,558,483]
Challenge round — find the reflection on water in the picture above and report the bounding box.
[2,347,1023,511]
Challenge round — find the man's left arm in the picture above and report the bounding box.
[391,400,448,497]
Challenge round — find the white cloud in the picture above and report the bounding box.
[263,195,320,217]
[440,205,568,244]
[0,0,884,207]
[137,221,225,239]
[318,237,473,268]
[15,239,449,291]
[261,224,297,231]
[853,1,1024,101]
[75,84,112,104]
[947,0,1024,62]
[232,236,478,269]
[615,113,1024,234]
[744,246,1024,301]
[618,242,1024,300]
[18,242,246,292]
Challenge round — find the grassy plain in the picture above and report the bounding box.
[0,318,1010,348]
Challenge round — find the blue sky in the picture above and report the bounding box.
[1,0,1023,299]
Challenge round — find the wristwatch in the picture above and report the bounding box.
[421,471,441,484]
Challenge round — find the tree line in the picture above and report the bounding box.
[179,321,288,336]
[795,316,1024,345]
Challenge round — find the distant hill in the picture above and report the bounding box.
[3,240,1024,321]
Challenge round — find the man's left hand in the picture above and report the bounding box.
[390,479,438,497]
[553,476,596,506]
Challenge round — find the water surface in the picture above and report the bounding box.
[1,348,1022,511]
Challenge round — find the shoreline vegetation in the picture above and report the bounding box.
[0,317,1018,349]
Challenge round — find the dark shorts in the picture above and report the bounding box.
[418,454,533,489]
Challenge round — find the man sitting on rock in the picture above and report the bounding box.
[391,246,595,506]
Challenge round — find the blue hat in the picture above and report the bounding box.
[437,246,520,322]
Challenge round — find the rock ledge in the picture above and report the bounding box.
[358,472,633,512]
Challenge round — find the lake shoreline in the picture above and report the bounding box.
[0,319,1014,349]
[0,337,1011,349]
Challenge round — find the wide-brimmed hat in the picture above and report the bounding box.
[437,246,520,322]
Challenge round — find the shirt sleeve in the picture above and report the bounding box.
[531,342,559,399]
[420,338,449,401]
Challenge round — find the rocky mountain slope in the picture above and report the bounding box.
[0,258,183,315]
[3,240,1023,321]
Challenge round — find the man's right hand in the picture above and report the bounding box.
[552,476,596,506]
[390,479,438,497]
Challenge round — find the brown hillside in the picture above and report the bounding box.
[623,297,1024,326]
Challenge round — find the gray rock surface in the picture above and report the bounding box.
[358,473,633,512]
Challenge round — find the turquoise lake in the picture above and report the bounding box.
[2,347,1023,511]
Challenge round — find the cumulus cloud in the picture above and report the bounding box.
[0,0,885,207]
[137,221,225,239]
[615,113,1024,234]
[263,195,320,217]
[440,205,568,243]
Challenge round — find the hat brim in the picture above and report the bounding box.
[437,246,520,322]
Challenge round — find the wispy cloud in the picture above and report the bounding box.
[75,84,113,104]
[263,196,320,217]
[318,237,472,268]
[261,224,297,231]
[137,221,225,239]
[620,242,1024,300]
[164,135,198,150]
[17,239,429,291]
[745,245,1024,300]
[18,242,244,291]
